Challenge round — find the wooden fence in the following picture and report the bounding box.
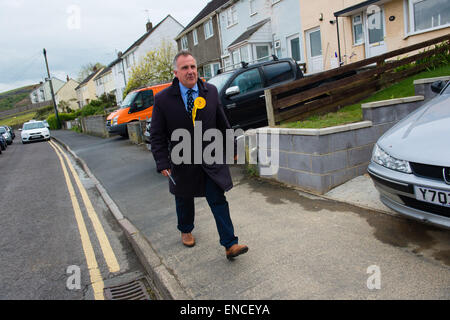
[264,34,450,126]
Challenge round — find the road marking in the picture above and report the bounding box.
[50,140,120,273]
[48,141,105,300]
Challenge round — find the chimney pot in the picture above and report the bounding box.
[146,21,153,32]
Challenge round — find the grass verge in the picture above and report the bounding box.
[0,111,36,127]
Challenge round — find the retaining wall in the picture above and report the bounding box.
[414,76,450,103]
[252,95,427,194]
[80,115,109,138]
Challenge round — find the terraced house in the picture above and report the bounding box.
[217,0,303,71]
[175,0,227,79]
[300,0,450,72]
[110,14,183,104]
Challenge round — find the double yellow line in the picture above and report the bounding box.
[49,140,120,300]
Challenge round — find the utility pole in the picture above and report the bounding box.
[43,48,61,128]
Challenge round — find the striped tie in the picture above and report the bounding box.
[186,89,194,118]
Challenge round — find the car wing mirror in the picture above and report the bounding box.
[430,80,445,94]
[225,86,240,97]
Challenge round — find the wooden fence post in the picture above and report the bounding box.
[264,89,276,127]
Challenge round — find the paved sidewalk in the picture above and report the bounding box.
[52,130,450,300]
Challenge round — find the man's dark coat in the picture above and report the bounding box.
[149,77,235,197]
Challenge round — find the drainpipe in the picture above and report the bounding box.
[336,17,342,66]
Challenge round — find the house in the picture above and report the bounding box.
[175,0,228,79]
[75,67,104,108]
[94,65,115,99]
[29,77,66,104]
[217,0,304,71]
[110,14,184,104]
[55,77,80,112]
[299,0,450,73]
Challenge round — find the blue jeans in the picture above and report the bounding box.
[175,175,238,249]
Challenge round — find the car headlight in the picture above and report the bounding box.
[112,116,118,125]
[372,144,412,174]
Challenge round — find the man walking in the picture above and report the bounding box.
[149,51,248,260]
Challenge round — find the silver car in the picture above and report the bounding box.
[368,80,450,229]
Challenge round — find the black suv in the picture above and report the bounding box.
[208,57,303,129]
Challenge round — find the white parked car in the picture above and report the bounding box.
[21,120,51,144]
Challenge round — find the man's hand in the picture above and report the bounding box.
[161,169,172,177]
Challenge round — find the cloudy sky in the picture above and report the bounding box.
[0,0,207,93]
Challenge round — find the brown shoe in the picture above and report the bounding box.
[181,233,195,247]
[226,244,248,259]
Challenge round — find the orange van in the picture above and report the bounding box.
[106,82,171,136]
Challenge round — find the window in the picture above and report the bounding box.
[204,19,214,39]
[226,5,238,27]
[367,10,384,44]
[262,62,293,86]
[352,14,364,45]
[408,0,450,33]
[229,69,263,94]
[240,45,250,62]
[223,57,232,71]
[249,0,257,15]
[181,35,188,50]
[203,63,221,79]
[142,90,154,108]
[232,50,240,66]
[289,36,301,61]
[255,45,270,62]
[193,29,198,45]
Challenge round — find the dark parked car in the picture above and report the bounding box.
[3,126,15,139]
[0,134,7,151]
[207,57,304,129]
[0,126,12,145]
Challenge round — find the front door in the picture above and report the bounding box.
[305,27,323,73]
[365,6,387,58]
[287,34,301,63]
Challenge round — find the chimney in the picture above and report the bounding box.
[67,75,70,82]
[93,65,98,73]
[146,21,153,32]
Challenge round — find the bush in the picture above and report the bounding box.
[47,113,78,130]
[35,105,53,120]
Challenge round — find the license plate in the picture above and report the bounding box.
[414,186,450,207]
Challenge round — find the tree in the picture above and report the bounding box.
[123,40,176,98]
[77,62,105,82]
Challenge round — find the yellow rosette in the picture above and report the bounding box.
[192,97,206,126]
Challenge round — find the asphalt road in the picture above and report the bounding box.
[51,130,450,299]
[0,138,146,299]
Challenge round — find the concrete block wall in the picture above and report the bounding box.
[81,115,109,138]
[414,76,450,103]
[256,122,378,194]
[253,91,434,194]
[362,96,424,125]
